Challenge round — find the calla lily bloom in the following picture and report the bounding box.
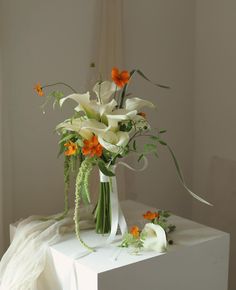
[59,92,100,120]
[142,223,167,252]
[125,97,155,111]
[98,130,130,154]
[93,81,118,104]
[59,92,117,120]
[56,118,109,140]
[106,109,137,131]
[57,117,130,154]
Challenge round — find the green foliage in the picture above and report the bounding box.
[119,69,170,108]
[153,210,176,237]
[58,133,78,145]
[74,159,94,251]
[120,232,146,251]
[40,90,64,112]
[63,156,70,215]
[97,160,115,176]
[119,120,133,132]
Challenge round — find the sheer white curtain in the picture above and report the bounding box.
[97,0,124,79]
[99,0,126,199]
[89,0,127,200]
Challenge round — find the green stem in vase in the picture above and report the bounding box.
[95,181,111,234]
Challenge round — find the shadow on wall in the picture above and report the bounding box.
[193,155,236,290]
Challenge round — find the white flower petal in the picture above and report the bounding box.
[93,81,118,104]
[59,93,100,119]
[59,92,90,107]
[142,223,167,252]
[81,119,109,136]
[99,99,117,116]
[125,97,155,111]
[56,118,108,140]
[106,109,137,130]
[98,131,129,154]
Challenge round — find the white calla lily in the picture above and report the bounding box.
[126,97,155,111]
[59,91,118,122]
[93,81,118,104]
[106,109,137,131]
[59,93,100,120]
[98,131,129,154]
[142,223,167,252]
[98,99,117,117]
[56,118,109,140]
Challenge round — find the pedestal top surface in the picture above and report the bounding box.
[50,200,228,274]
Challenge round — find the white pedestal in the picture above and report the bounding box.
[10,200,230,290]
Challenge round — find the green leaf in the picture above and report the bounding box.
[149,135,159,141]
[154,152,159,158]
[81,184,90,205]
[97,160,115,176]
[57,142,65,158]
[58,133,77,145]
[159,140,167,146]
[135,69,170,89]
[159,129,167,134]
[119,120,133,132]
[144,143,157,153]
[138,154,144,162]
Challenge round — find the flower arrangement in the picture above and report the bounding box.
[35,67,210,251]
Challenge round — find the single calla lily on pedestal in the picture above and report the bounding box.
[142,223,167,252]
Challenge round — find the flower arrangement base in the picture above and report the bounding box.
[94,181,111,234]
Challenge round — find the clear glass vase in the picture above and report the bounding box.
[94,171,113,234]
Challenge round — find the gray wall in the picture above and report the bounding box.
[1,0,99,247]
[123,0,194,216]
[0,0,4,257]
[192,1,236,289]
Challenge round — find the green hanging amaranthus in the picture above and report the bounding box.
[73,158,94,251]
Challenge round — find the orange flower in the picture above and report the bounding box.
[137,112,146,119]
[34,82,44,96]
[82,135,103,157]
[143,211,159,221]
[64,141,77,156]
[111,67,130,88]
[130,226,140,238]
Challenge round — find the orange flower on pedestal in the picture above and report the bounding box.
[130,226,140,238]
[143,210,159,221]
[111,67,130,88]
[82,135,103,157]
